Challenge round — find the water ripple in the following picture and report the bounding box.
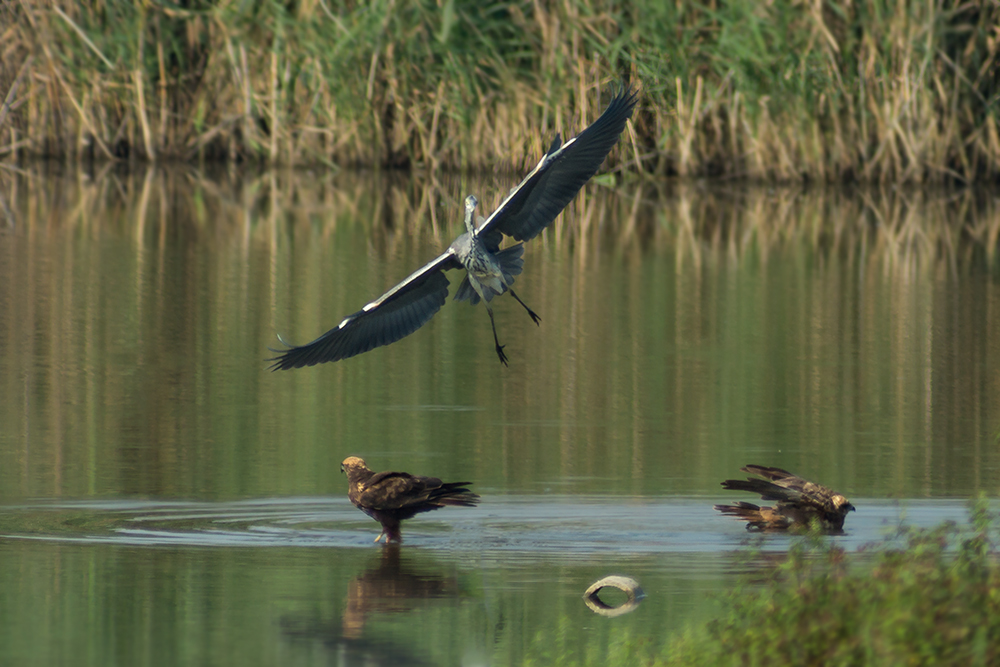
[0,496,975,556]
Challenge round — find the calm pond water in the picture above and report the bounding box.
[0,165,998,666]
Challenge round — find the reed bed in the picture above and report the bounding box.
[1,0,999,184]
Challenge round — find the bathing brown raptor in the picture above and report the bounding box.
[340,456,480,543]
[714,465,855,532]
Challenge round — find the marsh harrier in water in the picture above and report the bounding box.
[714,465,855,532]
[341,457,479,543]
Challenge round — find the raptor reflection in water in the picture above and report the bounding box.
[280,546,467,666]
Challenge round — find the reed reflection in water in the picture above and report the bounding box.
[0,166,997,503]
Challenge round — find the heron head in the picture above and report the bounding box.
[463,195,479,234]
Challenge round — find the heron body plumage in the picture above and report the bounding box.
[459,238,505,300]
[269,83,637,369]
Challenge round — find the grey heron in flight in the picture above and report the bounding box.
[270,84,637,369]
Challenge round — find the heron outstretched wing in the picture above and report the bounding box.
[269,251,461,369]
[477,85,637,243]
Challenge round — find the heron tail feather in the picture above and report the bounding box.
[496,243,525,284]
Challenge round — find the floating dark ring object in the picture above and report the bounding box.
[583,575,645,617]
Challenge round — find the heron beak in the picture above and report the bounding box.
[340,465,345,474]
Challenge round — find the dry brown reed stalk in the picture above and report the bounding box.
[0,1,997,183]
[0,56,32,133]
[0,1,633,170]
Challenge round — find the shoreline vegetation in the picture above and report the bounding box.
[1,1,998,182]
[661,499,1000,666]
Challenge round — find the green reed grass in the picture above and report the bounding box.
[0,1,998,182]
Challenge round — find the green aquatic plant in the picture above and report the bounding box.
[664,497,1000,666]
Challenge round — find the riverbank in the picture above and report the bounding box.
[1,1,998,182]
